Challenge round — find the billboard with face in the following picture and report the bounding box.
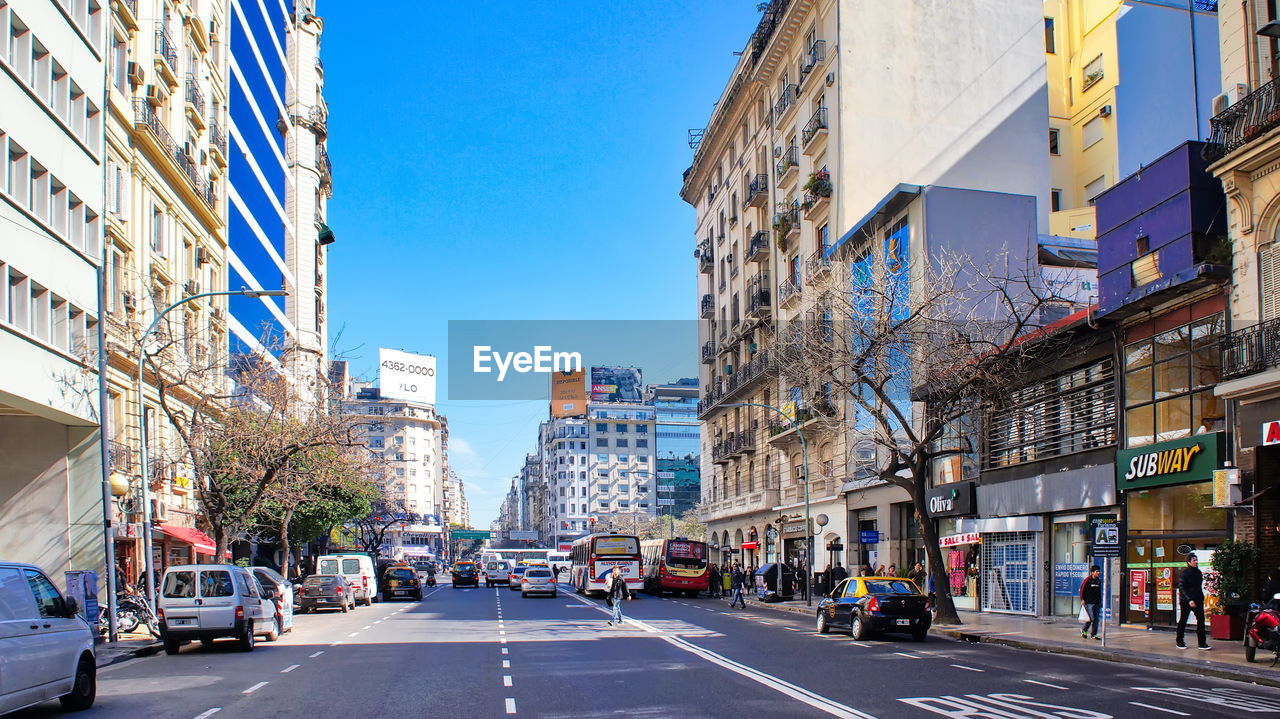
[590,367,643,403]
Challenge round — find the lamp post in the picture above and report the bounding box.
[721,402,812,606]
[136,287,287,610]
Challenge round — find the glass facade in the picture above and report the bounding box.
[1123,313,1224,448]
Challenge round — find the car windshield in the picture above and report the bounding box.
[304,576,338,586]
[511,567,529,576]
[455,564,475,572]
[525,569,551,578]
[387,568,415,581]
[864,580,921,595]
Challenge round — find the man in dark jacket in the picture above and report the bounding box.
[1176,554,1210,650]
[729,564,747,608]
[1079,565,1103,640]
[830,562,849,584]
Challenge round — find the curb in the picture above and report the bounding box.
[97,640,163,667]
[934,627,1280,689]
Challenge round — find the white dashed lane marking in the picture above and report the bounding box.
[243,682,269,694]
[193,709,221,719]
[1024,680,1068,690]
[308,651,324,658]
[505,697,517,714]
[950,664,983,672]
[1129,702,1189,716]
[281,664,300,673]
[503,675,513,687]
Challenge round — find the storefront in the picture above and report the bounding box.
[1118,432,1229,627]
[979,520,1041,615]
[155,523,223,571]
[927,481,978,610]
[781,517,812,566]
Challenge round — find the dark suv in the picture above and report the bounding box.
[380,564,423,601]
[451,561,479,588]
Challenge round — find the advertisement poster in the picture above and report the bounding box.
[1129,569,1149,611]
[550,369,587,417]
[594,535,639,555]
[1156,567,1175,611]
[590,367,643,402]
[1053,563,1089,597]
[378,348,437,404]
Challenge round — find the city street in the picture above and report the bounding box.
[15,580,1280,719]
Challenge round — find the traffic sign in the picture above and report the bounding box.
[451,530,492,540]
[1088,514,1121,558]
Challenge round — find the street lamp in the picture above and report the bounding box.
[136,287,287,610]
[721,402,813,606]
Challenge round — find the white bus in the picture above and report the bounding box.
[570,534,641,596]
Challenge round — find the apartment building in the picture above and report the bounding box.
[538,416,589,551]
[588,401,657,525]
[443,468,470,530]
[1204,0,1280,571]
[341,381,447,558]
[0,0,105,577]
[647,379,701,517]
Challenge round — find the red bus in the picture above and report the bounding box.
[640,539,709,597]
[570,534,642,596]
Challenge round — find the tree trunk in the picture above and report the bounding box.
[911,476,961,625]
[214,524,228,565]
[279,505,295,580]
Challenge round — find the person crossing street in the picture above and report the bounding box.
[729,563,747,608]
[605,566,630,626]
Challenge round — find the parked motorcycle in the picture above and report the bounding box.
[97,591,162,638]
[1244,594,1280,665]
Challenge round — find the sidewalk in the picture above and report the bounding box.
[95,634,163,667]
[739,595,1280,688]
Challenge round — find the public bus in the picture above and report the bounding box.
[640,539,710,597]
[570,534,642,596]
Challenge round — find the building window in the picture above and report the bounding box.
[595,438,607,447]
[1044,17,1055,54]
[615,423,628,433]
[637,424,648,434]
[1050,189,1062,212]
[616,438,628,448]
[986,359,1116,468]
[595,423,607,432]
[1082,117,1104,150]
[1082,54,1104,90]
[1123,314,1224,447]
[1084,175,1106,205]
[1048,128,1060,155]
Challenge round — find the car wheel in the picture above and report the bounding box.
[817,612,830,634]
[297,606,309,615]
[263,617,281,642]
[911,627,928,642]
[1246,636,1258,663]
[522,591,528,598]
[551,591,558,599]
[163,637,182,655]
[59,654,96,711]
[850,614,867,641]
[199,638,214,648]
[239,621,255,652]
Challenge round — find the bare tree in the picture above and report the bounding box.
[775,247,1072,624]
[345,495,414,562]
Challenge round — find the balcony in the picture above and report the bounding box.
[114,0,139,31]
[747,231,770,263]
[802,168,831,218]
[712,430,759,463]
[184,74,205,129]
[800,40,826,83]
[699,488,781,523]
[701,340,716,364]
[773,84,799,125]
[698,348,775,417]
[778,276,803,308]
[109,439,137,476]
[773,204,800,247]
[806,250,832,281]
[154,23,178,87]
[802,106,828,151]
[744,174,769,209]
[209,119,228,167]
[700,293,715,319]
[317,145,333,186]
[308,103,328,138]
[775,144,799,185]
[1205,78,1280,163]
[697,239,714,274]
[746,272,771,319]
[1220,316,1280,381]
[768,400,837,443]
[133,99,217,211]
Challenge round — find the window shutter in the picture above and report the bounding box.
[106,162,118,216]
[1262,243,1280,321]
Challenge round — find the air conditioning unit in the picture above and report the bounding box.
[184,280,200,296]
[122,292,137,312]
[153,501,168,521]
[196,246,211,265]
[773,145,783,158]
[126,61,144,87]
[145,84,167,106]
[825,71,836,87]
[211,306,224,321]
[1213,83,1251,115]
[1098,104,1113,118]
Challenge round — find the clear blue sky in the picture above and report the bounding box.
[323,2,760,527]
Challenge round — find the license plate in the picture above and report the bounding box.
[896,618,911,626]
[170,618,195,626]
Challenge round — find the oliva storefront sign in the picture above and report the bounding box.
[925,480,976,518]
[1115,432,1224,491]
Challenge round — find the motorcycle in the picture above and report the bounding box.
[1244,594,1280,665]
[426,574,437,587]
[97,591,162,638]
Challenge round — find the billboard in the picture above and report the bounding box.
[379,348,437,404]
[590,366,643,403]
[550,369,587,418]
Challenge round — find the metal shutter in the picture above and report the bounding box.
[1262,243,1279,321]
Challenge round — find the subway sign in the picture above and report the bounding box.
[1115,432,1224,491]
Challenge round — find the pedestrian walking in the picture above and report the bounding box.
[830,562,848,585]
[709,564,722,598]
[1078,565,1103,640]
[1176,554,1210,650]
[887,563,898,578]
[729,565,747,608]
[605,567,629,626]
[908,562,927,588]
[796,562,809,602]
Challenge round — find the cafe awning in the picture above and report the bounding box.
[741,541,760,550]
[156,524,222,556]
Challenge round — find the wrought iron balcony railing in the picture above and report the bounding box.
[803,106,828,147]
[773,84,798,121]
[700,293,715,319]
[698,348,774,416]
[1221,316,1280,381]
[184,73,205,116]
[801,40,826,77]
[155,23,177,72]
[775,144,799,179]
[747,230,770,262]
[209,119,227,155]
[1205,77,1280,162]
[134,99,216,209]
[744,173,769,208]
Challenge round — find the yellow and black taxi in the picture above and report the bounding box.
[816,576,930,641]
[451,561,480,588]
[380,563,423,601]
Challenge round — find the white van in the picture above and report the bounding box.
[157,564,271,654]
[316,554,377,605]
[483,560,512,587]
[0,562,96,714]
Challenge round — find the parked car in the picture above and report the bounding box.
[380,564,423,601]
[815,576,930,641]
[483,560,512,587]
[296,575,355,613]
[506,566,531,591]
[451,562,479,588]
[251,567,294,638]
[157,564,271,655]
[0,562,96,714]
[316,554,377,606]
[520,567,557,598]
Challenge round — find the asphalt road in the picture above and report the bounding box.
[13,580,1280,718]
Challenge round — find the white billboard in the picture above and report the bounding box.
[379,348,437,404]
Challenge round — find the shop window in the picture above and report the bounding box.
[1123,314,1224,447]
[986,358,1116,468]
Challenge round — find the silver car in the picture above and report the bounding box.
[520,567,557,598]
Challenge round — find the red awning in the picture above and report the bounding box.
[157,524,219,556]
[741,541,760,550]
